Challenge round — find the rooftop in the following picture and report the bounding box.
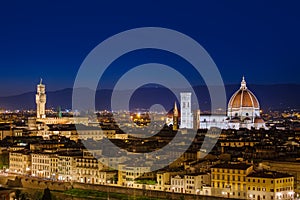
[211,163,252,170]
[247,171,293,179]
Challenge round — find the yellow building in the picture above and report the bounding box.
[73,150,107,184]
[57,154,79,181]
[170,173,211,194]
[118,163,154,186]
[156,171,186,190]
[211,163,253,199]
[31,153,57,179]
[247,171,294,200]
[9,151,31,174]
[260,161,300,194]
[98,170,117,185]
[74,156,102,184]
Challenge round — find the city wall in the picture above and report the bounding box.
[4,176,233,200]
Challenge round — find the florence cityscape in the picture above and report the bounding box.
[0,1,300,200]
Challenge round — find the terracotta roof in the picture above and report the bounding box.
[228,89,259,109]
[228,77,260,109]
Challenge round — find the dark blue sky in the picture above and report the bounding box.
[0,1,299,95]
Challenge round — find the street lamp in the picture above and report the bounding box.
[149,185,152,198]
[107,180,111,200]
[195,189,200,200]
[172,187,175,200]
[127,182,130,200]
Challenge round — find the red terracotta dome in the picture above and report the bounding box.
[228,77,259,109]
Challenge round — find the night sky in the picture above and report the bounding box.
[0,1,299,96]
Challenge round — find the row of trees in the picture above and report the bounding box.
[14,188,53,200]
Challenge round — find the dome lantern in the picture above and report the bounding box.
[240,76,247,90]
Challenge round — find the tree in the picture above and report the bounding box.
[20,193,27,200]
[42,188,52,200]
[15,189,21,200]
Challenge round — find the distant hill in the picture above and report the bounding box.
[0,84,299,111]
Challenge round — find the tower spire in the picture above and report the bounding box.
[173,101,179,131]
[173,101,178,117]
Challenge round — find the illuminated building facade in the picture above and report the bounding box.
[170,173,210,194]
[199,77,266,130]
[211,163,253,199]
[36,79,46,119]
[227,76,266,129]
[247,171,294,200]
[31,153,57,179]
[57,155,77,181]
[9,151,31,174]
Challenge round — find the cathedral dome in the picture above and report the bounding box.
[228,77,259,109]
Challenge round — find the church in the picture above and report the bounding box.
[226,76,266,130]
[175,77,267,130]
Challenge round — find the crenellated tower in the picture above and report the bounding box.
[36,78,46,119]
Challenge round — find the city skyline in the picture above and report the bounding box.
[0,75,299,200]
[0,2,300,200]
[0,1,300,95]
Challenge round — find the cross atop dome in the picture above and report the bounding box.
[240,76,247,90]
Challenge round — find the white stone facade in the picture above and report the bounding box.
[180,92,193,129]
